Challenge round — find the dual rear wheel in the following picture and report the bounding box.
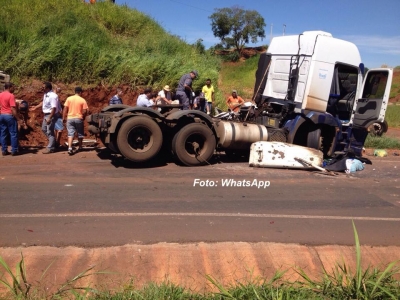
[114,117,216,166]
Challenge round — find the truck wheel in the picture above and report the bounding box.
[108,140,120,154]
[117,116,162,162]
[369,120,388,137]
[101,104,130,113]
[172,123,216,166]
[307,127,321,150]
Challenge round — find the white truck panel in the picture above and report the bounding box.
[302,61,334,112]
[249,141,323,169]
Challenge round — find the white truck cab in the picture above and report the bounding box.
[253,31,393,156]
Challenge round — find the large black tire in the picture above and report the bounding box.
[101,104,130,113]
[116,116,162,162]
[172,123,216,166]
[307,127,322,150]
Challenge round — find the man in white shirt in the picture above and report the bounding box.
[136,88,154,107]
[157,85,172,105]
[39,82,61,154]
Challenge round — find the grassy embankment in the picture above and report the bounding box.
[0,0,220,92]
[1,223,399,299]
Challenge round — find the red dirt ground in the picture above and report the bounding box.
[15,80,139,147]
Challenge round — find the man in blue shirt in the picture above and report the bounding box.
[109,88,123,105]
[176,70,198,110]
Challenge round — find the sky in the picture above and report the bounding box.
[114,0,400,69]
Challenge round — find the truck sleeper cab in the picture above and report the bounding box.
[253,31,393,157]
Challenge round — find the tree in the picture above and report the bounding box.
[209,6,266,56]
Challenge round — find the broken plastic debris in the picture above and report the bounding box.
[374,149,388,157]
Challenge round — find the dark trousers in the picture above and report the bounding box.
[0,114,18,153]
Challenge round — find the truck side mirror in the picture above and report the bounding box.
[359,63,365,76]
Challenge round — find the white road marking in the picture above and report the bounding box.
[0,212,399,222]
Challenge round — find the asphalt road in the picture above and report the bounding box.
[1,148,399,247]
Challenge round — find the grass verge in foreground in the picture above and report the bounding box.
[1,222,399,299]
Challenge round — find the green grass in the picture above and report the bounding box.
[386,105,400,128]
[364,135,400,149]
[215,55,260,110]
[0,0,221,91]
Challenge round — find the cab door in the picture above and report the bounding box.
[353,69,393,128]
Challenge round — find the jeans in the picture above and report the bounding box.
[66,118,84,138]
[42,115,56,150]
[0,114,18,153]
[206,102,212,113]
[198,99,206,112]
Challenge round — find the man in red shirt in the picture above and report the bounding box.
[0,82,20,156]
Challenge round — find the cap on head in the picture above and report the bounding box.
[232,90,237,94]
[163,85,170,91]
[191,70,199,78]
[75,86,83,93]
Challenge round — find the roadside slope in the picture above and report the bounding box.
[1,243,399,293]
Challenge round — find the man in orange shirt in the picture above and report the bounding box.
[226,90,244,113]
[63,87,88,155]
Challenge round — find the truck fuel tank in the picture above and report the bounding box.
[215,120,269,149]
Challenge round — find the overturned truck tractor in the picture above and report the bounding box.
[87,31,393,166]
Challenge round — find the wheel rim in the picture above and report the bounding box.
[184,133,206,157]
[373,123,382,133]
[127,126,153,153]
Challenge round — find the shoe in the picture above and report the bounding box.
[207,112,210,115]
[11,152,19,156]
[2,151,10,156]
[42,148,55,154]
[68,148,74,155]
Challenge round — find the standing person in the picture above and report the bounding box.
[156,85,172,105]
[0,82,20,156]
[109,88,123,105]
[54,87,64,148]
[136,88,154,107]
[202,78,215,115]
[176,70,198,110]
[30,85,63,149]
[226,90,244,112]
[63,87,88,155]
[39,82,61,154]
